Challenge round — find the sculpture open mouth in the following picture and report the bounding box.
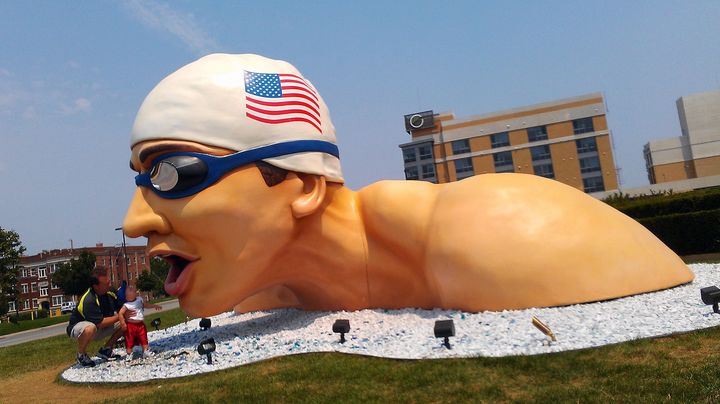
[160,254,195,297]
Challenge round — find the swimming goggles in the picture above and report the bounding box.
[135,140,340,199]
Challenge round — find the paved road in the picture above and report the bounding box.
[0,299,180,348]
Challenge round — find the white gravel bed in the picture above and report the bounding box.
[62,263,720,383]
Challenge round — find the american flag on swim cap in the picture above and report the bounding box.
[244,71,323,134]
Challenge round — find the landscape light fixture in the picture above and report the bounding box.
[151,318,161,331]
[531,316,557,342]
[434,319,455,349]
[332,319,350,343]
[197,337,216,364]
[199,317,212,330]
[701,286,720,314]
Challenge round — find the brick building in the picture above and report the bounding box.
[400,93,619,194]
[10,243,149,313]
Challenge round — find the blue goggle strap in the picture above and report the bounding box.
[135,140,340,199]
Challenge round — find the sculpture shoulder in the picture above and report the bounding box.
[356,180,439,239]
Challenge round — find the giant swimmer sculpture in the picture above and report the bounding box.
[123,54,694,318]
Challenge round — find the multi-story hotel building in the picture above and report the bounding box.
[11,244,149,313]
[644,89,720,184]
[399,93,619,194]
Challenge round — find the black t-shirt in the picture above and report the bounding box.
[66,288,121,336]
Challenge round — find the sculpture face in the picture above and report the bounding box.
[124,139,301,317]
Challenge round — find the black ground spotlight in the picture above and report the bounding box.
[199,317,211,330]
[332,319,350,343]
[434,320,455,349]
[197,337,216,364]
[701,286,720,313]
[151,318,161,331]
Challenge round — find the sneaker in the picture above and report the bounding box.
[142,350,155,359]
[76,353,95,367]
[97,346,113,360]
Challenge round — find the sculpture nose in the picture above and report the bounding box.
[122,188,171,238]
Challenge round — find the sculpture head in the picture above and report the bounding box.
[123,54,343,317]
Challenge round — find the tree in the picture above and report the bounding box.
[137,257,169,297]
[52,252,96,297]
[0,227,25,317]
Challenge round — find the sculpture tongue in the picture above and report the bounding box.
[164,255,189,295]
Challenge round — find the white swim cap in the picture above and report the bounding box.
[131,53,343,183]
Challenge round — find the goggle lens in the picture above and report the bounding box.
[149,156,208,193]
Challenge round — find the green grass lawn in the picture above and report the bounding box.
[2,306,720,402]
[0,314,70,336]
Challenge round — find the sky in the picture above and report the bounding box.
[0,1,718,255]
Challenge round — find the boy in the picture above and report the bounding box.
[118,285,162,359]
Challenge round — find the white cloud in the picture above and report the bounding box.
[22,106,37,120]
[60,97,92,115]
[0,68,12,77]
[75,98,92,112]
[124,0,220,56]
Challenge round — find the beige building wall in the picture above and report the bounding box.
[596,134,619,190]
[694,155,720,177]
[470,136,491,152]
[550,141,583,189]
[473,155,495,175]
[547,122,573,139]
[509,129,527,145]
[513,148,533,174]
[652,161,695,183]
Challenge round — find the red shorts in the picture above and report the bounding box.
[124,321,148,349]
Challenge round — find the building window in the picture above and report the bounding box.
[31,283,38,292]
[580,156,601,174]
[455,158,474,179]
[21,284,28,294]
[418,144,433,160]
[534,163,555,179]
[52,295,63,306]
[51,281,59,290]
[490,132,510,148]
[23,300,29,310]
[40,287,48,297]
[451,139,471,154]
[530,145,551,161]
[573,117,594,134]
[141,256,146,264]
[21,268,27,278]
[29,268,37,277]
[32,298,38,308]
[583,176,605,193]
[402,148,417,163]
[493,151,514,172]
[576,137,598,153]
[527,126,548,142]
[38,267,47,278]
[421,164,436,179]
[8,301,15,312]
[405,166,419,180]
[129,272,133,280]
[49,264,56,274]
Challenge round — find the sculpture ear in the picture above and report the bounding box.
[291,174,326,219]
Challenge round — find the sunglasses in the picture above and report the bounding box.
[135,140,340,199]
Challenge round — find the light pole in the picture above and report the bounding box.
[115,227,129,283]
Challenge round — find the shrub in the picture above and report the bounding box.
[638,208,720,255]
[607,187,720,219]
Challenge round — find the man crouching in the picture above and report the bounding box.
[66,266,125,367]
